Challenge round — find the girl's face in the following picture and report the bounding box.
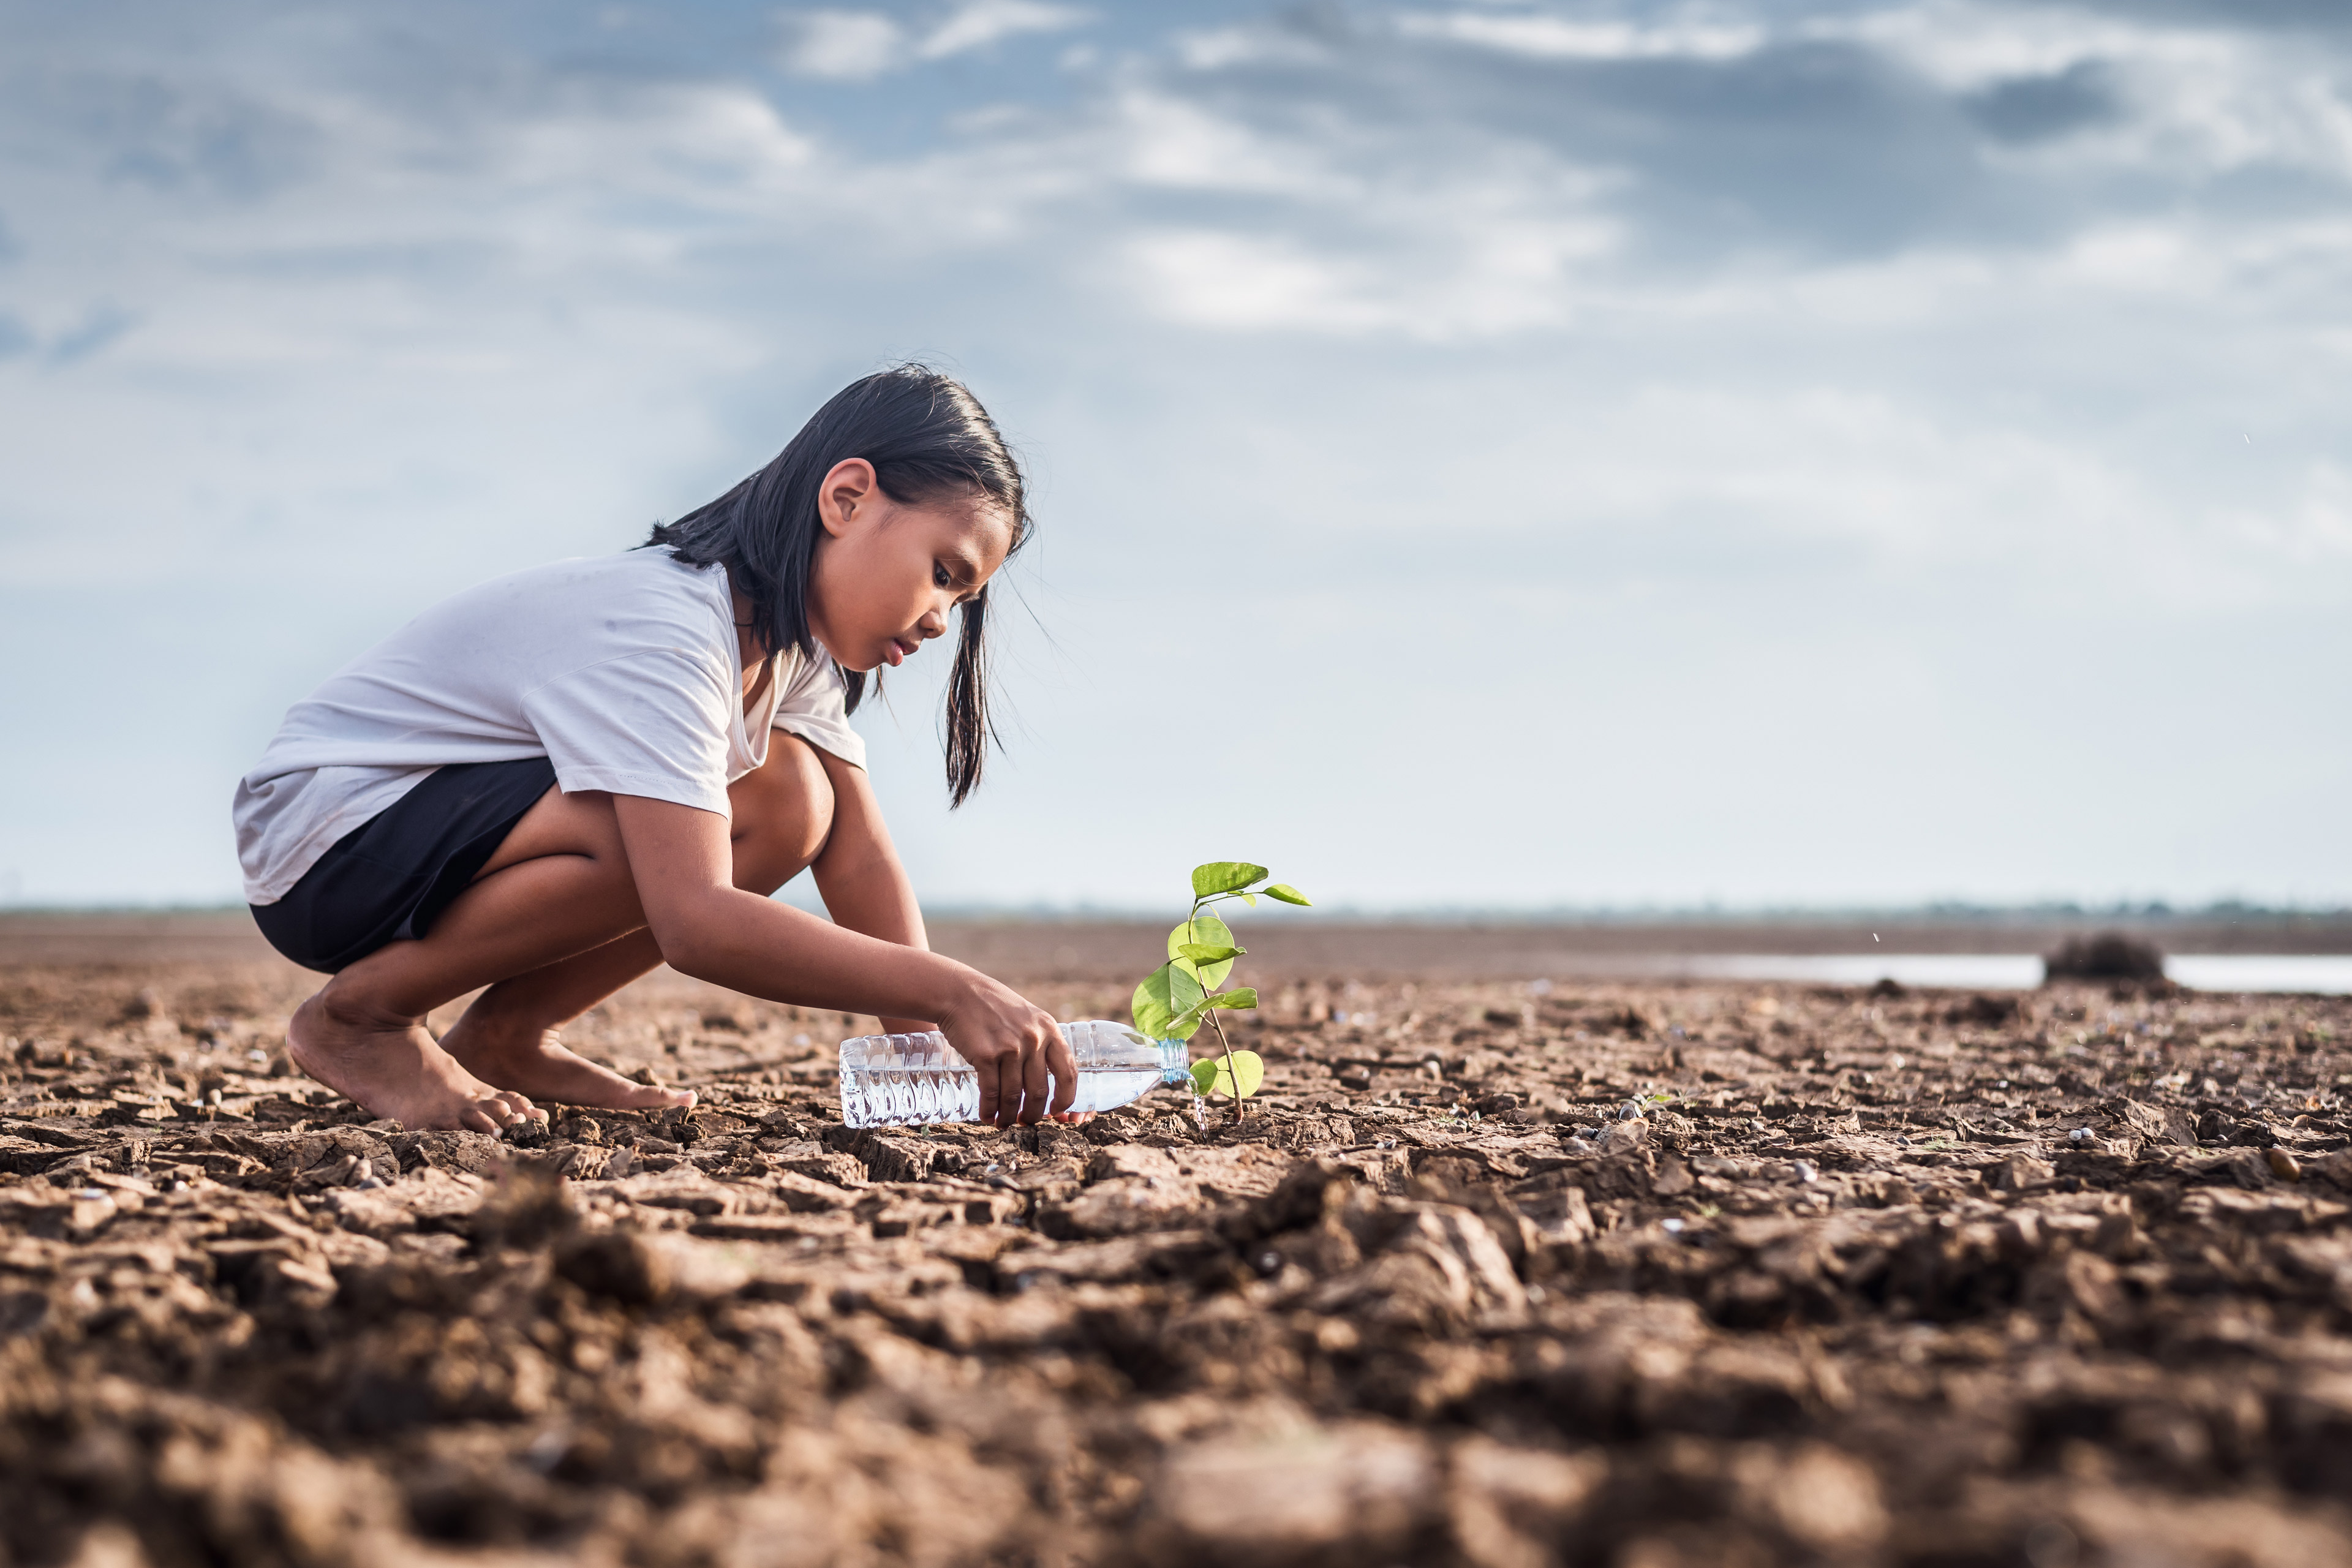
[807,459,1015,674]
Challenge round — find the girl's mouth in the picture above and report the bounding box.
[884,636,918,668]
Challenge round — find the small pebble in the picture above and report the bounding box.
[1662,1218,1686,1233]
[2268,1147,2302,1182]
[2069,1128,2092,1144]
[1792,1161,1819,1185]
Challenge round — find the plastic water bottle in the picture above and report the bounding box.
[837,1020,1191,1128]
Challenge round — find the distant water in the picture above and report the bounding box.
[1674,954,2352,995]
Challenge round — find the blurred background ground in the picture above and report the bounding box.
[8,909,2352,979]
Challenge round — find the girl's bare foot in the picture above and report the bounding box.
[288,987,545,1134]
[438,1009,696,1113]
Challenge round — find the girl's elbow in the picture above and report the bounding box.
[644,907,725,979]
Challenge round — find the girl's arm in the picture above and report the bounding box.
[805,747,933,1036]
[612,792,1072,1128]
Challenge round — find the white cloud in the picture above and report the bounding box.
[1114,91,1343,194]
[1126,230,1386,331]
[783,10,907,80]
[1397,9,1765,62]
[1170,19,1336,72]
[783,1,1086,79]
[1827,0,2352,179]
[1123,206,1615,340]
[920,0,1088,61]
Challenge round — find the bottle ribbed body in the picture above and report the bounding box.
[837,1020,1188,1128]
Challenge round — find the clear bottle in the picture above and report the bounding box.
[837,1020,1191,1128]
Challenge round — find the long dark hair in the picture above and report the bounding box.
[647,365,1029,806]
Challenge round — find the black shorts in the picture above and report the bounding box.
[250,756,557,973]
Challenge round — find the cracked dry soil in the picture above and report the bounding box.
[4,963,2352,1568]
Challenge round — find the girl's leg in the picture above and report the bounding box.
[287,736,835,1131]
[434,737,836,1108]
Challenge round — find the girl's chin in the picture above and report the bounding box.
[807,632,875,674]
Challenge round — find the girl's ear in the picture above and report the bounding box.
[818,458,879,539]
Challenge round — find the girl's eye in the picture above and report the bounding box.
[933,563,952,589]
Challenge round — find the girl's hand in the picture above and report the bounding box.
[935,977,1077,1129]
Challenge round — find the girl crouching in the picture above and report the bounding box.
[234,366,1077,1133]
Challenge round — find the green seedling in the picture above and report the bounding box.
[1132,861,1309,1115]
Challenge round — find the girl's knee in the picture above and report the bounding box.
[730,734,835,888]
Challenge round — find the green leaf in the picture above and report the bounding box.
[1167,915,1236,989]
[1167,914,1234,956]
[1198,1049,1266,1099]
[1262,883,1311,907]
[1191,862,1268,898]
[1190,1059,1219,1095]
[1131,963,1178,1039]
[1137,959,1212,1039]
[1175,943,1245,966]
[1238,892,1256,907]
[1164,988,1260,1041]
[1169,960,1204,1014]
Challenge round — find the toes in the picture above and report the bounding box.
[459,1105,503,1135]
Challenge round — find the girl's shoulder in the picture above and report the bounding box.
[486,547,718,595]
[371,551,736,682]
[444,549,728,628]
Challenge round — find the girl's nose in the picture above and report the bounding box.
[918,609,946,638]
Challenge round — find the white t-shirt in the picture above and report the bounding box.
[234,550,865,905]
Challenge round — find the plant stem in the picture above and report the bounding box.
[1205,1008,1244,1121]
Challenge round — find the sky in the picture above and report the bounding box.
[1,0,2348,913]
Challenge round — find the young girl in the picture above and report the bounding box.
[233,366,1077,1134]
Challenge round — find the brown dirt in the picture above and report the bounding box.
[4,952,2352,1567]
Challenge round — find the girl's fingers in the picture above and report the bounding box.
[975,1053,1003,1126]
[1044,1027,1079,1117]
[1019,1027,1054,1125]
[995,1052,1025,1130]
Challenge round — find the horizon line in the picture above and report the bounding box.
[5,899,2350,923]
